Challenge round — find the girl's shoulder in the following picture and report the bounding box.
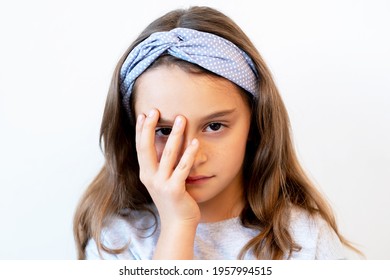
[84,205,347,260]
[85,205,159,260]
[288,206,346,259]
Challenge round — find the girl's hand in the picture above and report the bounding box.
[136,109,201,227]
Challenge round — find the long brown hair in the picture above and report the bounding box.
[74,6,358,259]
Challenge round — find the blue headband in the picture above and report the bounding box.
[119,27,258,115]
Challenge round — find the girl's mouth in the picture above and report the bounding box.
[185,175,214,185]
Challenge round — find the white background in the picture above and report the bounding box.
[0,0,389,259]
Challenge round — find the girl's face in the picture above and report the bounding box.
[134,64,251,218]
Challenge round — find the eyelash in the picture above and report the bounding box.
[204,122,225,132]
[155,127,172,137]
[155,122,226,137]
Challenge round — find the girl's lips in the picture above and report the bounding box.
[185,175,214,184]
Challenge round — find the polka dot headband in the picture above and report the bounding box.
[119,27,259,116]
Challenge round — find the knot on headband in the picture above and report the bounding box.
[119,28,259,116]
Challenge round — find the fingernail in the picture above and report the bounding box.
[191,138,199,146]
[174,116,183,128]
[137,114,145,123]
[148,109,156,118]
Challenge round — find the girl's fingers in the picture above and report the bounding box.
[136,109,159,173]
[159,116,186,175]
[171,138,199,182]
[135,113,145,152]
[136,110,198,190]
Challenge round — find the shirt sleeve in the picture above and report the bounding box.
[288,208,347,259]
[315,217,346,259]
[85,237,137,260]
[85,238,118,260]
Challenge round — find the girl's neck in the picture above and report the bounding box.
[199,202,244,224]
[197,189,244,223]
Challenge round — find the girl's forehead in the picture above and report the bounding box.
[133,65,249,117]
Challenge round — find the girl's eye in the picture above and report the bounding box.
[204,122,224,132]
[155,127,172,136]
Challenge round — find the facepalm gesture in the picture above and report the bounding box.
[135,109,201,226]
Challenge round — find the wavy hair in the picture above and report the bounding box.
[74,6,359,259]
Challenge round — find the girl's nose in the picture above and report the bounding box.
[179,135,207,168]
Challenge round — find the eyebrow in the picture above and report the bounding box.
[158,108,237,124]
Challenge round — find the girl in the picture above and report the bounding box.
[74,6,359,260]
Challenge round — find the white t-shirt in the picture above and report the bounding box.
[85,205,346,260]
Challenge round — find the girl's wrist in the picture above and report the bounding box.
[160,217,200,231]
[153,219,198,260]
